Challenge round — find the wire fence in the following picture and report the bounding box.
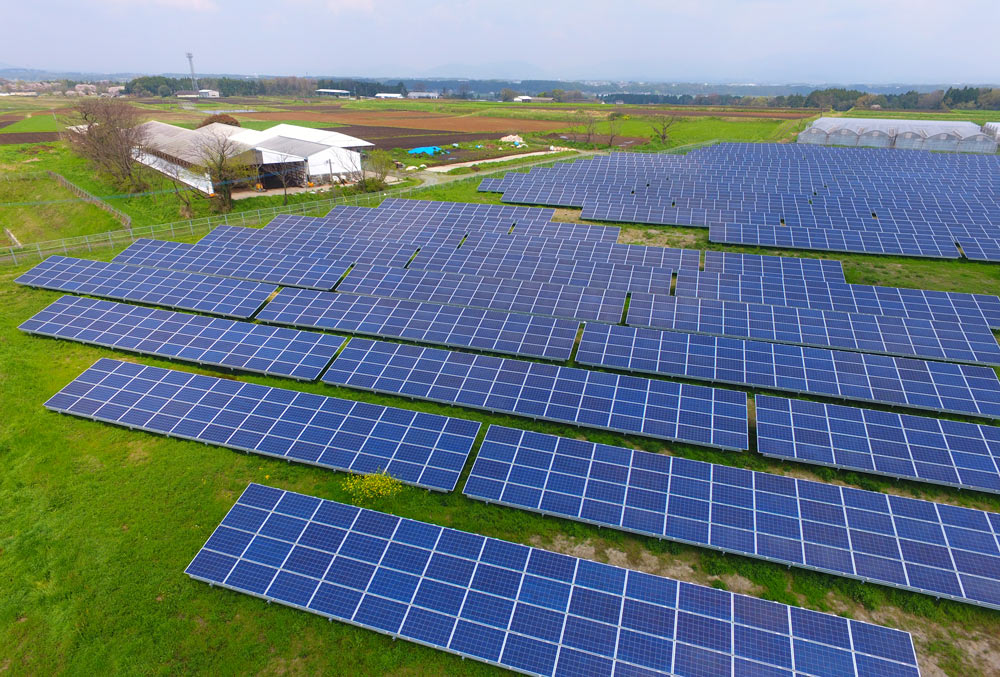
[47,171,133,229]
[0,145,696,269]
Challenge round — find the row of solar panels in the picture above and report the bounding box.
[22,294,1000,498]
[478,143,1000,259]
[43,357,1000,619]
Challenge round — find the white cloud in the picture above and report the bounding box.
[96,0,219,10]
[324,0,376,12]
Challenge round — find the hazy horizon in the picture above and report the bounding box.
[3,0,999,84]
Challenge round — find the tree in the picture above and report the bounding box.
[580,114,598,145]
[197,113,241,128]
[606,115,622,148]
[917,90,945,110]
[64,98,149,191]
[649,115,677,145]
[156,84,172,97]
[194,131,256,213]
[977,89,1000,110]
[499,88,519,102]
[363,150,393,190]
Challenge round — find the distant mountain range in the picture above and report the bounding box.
[1,67,995,97]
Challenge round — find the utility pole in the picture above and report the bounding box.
[186,52,198,91]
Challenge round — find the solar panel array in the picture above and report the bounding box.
[625,293,1000,366]
[465,426,1000,610]
[46,358,479,491]
[410,251,674,295]
[337,265,626,324]
[576,322,1000,419]
[675,269,1000,328]
[322,338,749,450]
[412,237,699,270]
[113,238,352,290]
[188,482,921,677]
[702,251,845,282]
[756,396,1000,494]
[256,287,578,361]
[710,223,962,259]
[479,143,1000,259]
[15,255,275,319]
[20,295,345,381]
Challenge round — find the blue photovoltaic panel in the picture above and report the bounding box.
[675,269,1000,329]
[337,265,626,324]
[188,482,921,677]
[757,395,1000,494]
[576,322,1000,419]
[113,238,351,290]
[465,425,1000,611]
[20,295,345,381]
[256,287,578,361]
[14,255,275,319]
[45,358,479,491]
[410,251,674,295]
[322,338,749,450]
[710,223,961,259]
[957,236,1000,263]
[626,293,1000,366]
[702,251,846,282]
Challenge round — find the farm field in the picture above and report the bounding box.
[4,166,1000,675]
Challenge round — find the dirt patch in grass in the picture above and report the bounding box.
[619,225,708,250]
[0,132,60,145]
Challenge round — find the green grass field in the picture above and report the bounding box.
[0,114,64,134]
[0,173,125,244]
[3,172,1000,675]
[2,103,1000,674]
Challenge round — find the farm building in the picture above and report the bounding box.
[135,121,372,194]
[175,91,200,99]
[983,122,1000,140]
[316,88,351,97]
[798,117,998,153]
[406,91,439,99]
[374,92,403,99]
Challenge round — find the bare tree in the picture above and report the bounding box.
[194,132,256,213]
[606,115,622,148]
[64,98,149,191]
[649,115,677,145]
[581,114,599,145]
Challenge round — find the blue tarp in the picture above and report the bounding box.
[408,146,442,155]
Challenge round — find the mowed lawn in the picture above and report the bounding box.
[3,173,1000,674]
[0,174,125,245]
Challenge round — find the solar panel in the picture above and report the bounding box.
[710,223,961,259]
[756,395,1000,494]
[411,251,674,295]
[576,322,1000,419]
[322,338,749,450]
[256,288,578,361]
[46,358,479,491]
[466,425,1000,611]
[15,255,275,319]
[676,269,1000,328]
[337,265,626,324]
[957,236,1000,262]
[20,295,345,381]
[188,482,921,677]
[626,293,1000,366]
[702,251,846,282]
[113,239,352,290]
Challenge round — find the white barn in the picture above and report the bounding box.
[135,121,373,193]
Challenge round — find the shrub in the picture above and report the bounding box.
[342,470,403,505]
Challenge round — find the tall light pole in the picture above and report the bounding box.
[186,52,198,91]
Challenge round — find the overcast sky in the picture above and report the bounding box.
[3,0,998,83]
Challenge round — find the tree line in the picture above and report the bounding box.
[126,76,408,98]
[600,87,1000,111]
